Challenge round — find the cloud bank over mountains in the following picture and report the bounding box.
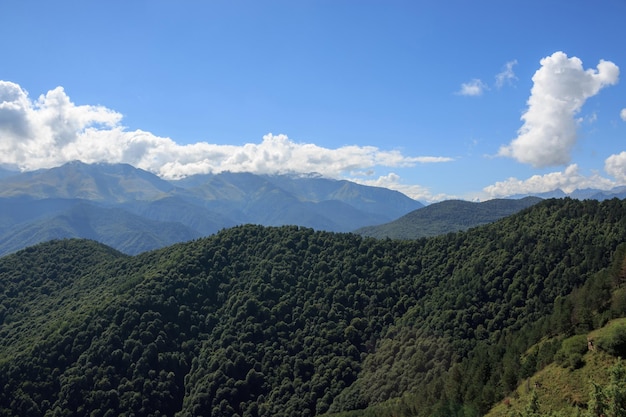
[1,50,625,202]
[483,164,617,196]
[0,80,450,183]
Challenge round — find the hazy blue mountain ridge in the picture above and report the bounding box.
[509,186,626,200]
[0,199,201,255]
[0,161,423,256]
[0,161,177,201]
[3,161,624,257]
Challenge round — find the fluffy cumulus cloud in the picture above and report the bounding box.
[0,80,451,181]
[354,172,451,203]
[483,164,616,198]
[498,51,619,168]
[457,79,488,96]
[605,152,626,183]
[0,81,122,169]
[621,108,626,121]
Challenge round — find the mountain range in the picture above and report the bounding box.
[0,161,422,256]
[3,161,626,257]
[509,186,626,200]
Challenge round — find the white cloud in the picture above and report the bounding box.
[495,60,518,88]
[458,60,517,98]
[483,164,617,198]
[0,80,452,181]
[354,172,453,203]
[605,152,626,183]
[498,51,619,168]
[457,79,488,96]
[621,108,626,121]
[0,81,122,170]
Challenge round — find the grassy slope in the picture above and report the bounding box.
[329,321,626,417]
[486,319,626,417]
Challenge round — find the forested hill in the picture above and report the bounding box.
[355,196,542,239]
[2,198,626,417]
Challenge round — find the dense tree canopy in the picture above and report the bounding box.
[1,198,626,416]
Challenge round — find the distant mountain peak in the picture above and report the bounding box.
[0,161,175,201]
[509,186,626,201]
[0,162,423,256]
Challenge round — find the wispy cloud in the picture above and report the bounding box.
[621,108,626,121]
[457,59,517,97]
[457,79,488,96]
[498,51,619,168]
[0,80,452,183]
[495,60,518,88]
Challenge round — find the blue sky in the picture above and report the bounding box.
[1,1,625,202]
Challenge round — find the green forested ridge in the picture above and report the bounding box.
[355,197,542,239]
[1,198,626,417]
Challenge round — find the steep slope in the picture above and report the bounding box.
[0,239,126,360]
[484,336,619,417]
[1,198,626,417]
[261,174,423,219]
[482,258,626,417]
[121,196,237,236]
[355,196,542,239]
[0,160,177,201]
[172,171,423,231]
[0,200,201,256]
[0,163,423,255]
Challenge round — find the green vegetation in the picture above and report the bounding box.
[1,197,626,416]
[594,319,626,357]
[554,334,588,370]
[355,197,542,239]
